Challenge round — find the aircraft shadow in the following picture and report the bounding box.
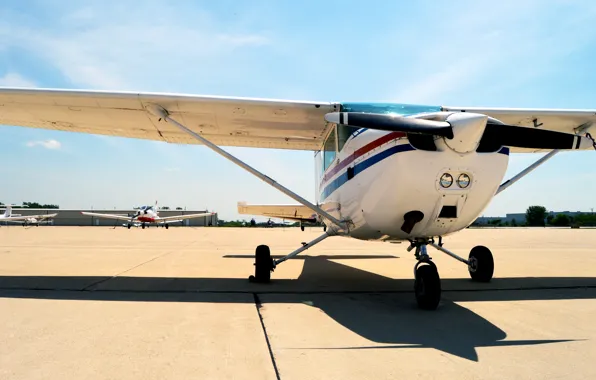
[0,254,592,361]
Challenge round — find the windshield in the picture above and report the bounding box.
[340,102,441,116]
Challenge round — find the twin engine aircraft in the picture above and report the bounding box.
[0,87,594,309]
[81,202,214,229]
[0,205,58,226]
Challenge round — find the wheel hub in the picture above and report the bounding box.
[468,256,478,272]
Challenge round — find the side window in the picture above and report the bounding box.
[323,128,337,171]
[337,124,359,151]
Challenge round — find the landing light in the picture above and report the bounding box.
[439,173,453,188]
[457,173,471,188]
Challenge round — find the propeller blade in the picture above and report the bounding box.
[325,112,454,139]
[484,123,592,150]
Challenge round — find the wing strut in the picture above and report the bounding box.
[496,150,559,195]
[146,104,347,230]
[496,123,594,195]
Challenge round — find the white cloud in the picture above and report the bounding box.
[0,72,36,87]
[26,139,62,150]
[0,3,272,90]
[389,1,596,105]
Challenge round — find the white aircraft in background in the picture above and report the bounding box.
[81,201,214,229]
[1,87,595,309]
[0,205,58,226]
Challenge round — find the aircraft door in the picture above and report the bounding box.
[335,124,360,221]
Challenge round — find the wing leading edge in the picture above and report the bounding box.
[158,212,215,222]
[1,87,593,154]
[442,106,596,153]
[1,213,58,222]
[0,87,335,151]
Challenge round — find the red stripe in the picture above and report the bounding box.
[137,216,155,222]
[322,132,405,184]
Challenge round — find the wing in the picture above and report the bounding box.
[1,213,56,221]
[0,213,58,223]
[81,212,132,221]
[1,216,30,222]
[158,212,214,223]
[34,213,58,219]
[0,87,335,150]
[237,202,317,222]
[441,106,596,153]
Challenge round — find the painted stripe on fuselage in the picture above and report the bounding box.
[320,143,415,200]
[322,131,406,183]
[319,143,511,201]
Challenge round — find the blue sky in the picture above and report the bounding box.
[1,0,596,219]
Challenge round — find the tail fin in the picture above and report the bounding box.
[4,205,12,217]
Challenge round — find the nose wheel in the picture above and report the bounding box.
[414,260,441,310]
[409,239,495,310]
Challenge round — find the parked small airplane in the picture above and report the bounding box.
[0,205,58,226]
[1,87,594,309]
[81,202,214,229]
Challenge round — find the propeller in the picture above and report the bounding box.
[325,112,593,151]
[482,122,582,150]
[324,112,454,139]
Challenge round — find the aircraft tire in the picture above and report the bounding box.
[468,245,494,282]
[165,224,169,229]
[249,245,272,283]
[301,225,304,231]
[414,264,441,310]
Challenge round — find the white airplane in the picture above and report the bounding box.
[81,202,215,229]
[1,87,595,309]
[0,205,58,226]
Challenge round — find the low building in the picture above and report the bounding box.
[475,211,586,225]
[0,208,217,227]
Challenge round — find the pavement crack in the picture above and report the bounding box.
[82,241,196,291]
[253,293,281,380]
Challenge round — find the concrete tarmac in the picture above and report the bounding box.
[1,227,595,379]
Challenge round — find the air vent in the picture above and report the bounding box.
[408,133,437,151]
[438,205,457,218]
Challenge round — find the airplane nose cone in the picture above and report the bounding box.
[444,112,488,154]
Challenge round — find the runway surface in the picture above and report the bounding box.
[1,227,595,379]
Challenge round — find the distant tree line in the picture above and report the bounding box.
[473,205,596,228]
[0,201,59,209]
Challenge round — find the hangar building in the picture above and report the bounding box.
[0,208,218,227]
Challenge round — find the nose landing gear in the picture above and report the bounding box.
[409,238,494,310]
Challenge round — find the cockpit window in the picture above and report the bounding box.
[323,128,337,171]
[337,124,359,151]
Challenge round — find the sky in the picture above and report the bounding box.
[1,0,596,220]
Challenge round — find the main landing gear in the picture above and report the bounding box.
[409,238,494,310]
[248,232,331,283]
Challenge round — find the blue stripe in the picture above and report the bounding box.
[320,144,415,200]
[319,145,511,200]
